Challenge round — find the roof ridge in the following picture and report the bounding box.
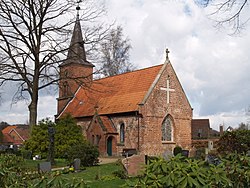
[94,64,163,81]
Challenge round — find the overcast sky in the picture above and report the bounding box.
[1,0,250,130]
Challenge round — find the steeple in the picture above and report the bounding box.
[57,3,94,115]
[62,5,93,67]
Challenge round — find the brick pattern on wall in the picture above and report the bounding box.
[68,62,193,157]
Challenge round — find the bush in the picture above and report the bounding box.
[218,129,250,155]
[126,155,231,187]
[0,154,26,187]
[66,142,99,167]
[173,145,182,156]
[24,115,87,160]
[222,152,250,187]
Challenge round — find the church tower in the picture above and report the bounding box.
[57,8,94,114]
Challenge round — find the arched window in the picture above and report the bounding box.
[162,116,173,141]
[120,123,125,143]
[63,81,69,96]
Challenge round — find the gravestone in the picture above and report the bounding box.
[122,154,145,176]
[182,150,189,157]
[38,162,51,173]
[73,158,81,172]
[208,141,213,151]
[163,150,173,160]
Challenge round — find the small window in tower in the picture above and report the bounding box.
[63,81,69,96]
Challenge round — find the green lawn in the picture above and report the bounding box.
[62,163,127,187]
[22,159,127,187]
[22,158,68,171]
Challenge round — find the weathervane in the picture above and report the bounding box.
[76,0,82,17]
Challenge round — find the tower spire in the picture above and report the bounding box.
[62,1,93,67]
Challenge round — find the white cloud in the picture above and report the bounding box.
[1,0,250,130]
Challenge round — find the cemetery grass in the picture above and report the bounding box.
[22,158,68,170]
[23,160,127,187]
[62,163,127,187]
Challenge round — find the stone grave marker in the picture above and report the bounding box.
[163,150,173,160]
[182,150,189,157]
[38,161,51,173]
[73,158,81,172]
[208,140,214,151]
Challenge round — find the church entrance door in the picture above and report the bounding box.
[107,136,112,156]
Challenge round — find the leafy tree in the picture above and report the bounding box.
[217,129,250,154]
[55,114,85,158]
[24,115,94,163]
[99,25,135,77]
[197,0,249,34]
[0,0,106,126]
[0,121,9,130]
[24,119,51,158]
[237,122,249,130]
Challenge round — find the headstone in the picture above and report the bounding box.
[208,141,213,151]
[38,162,51,173]
[122,154,145,176]
[73,158,81,172]
[182,150,189,157]
[163,150,173,160]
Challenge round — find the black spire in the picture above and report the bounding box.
[62,3,93,67]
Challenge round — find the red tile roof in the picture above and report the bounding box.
[59,64,163,118]
[2,126,17,134]
[1,125,29,145]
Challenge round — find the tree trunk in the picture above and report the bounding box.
[28,99,38,127]
[28,78,39,127]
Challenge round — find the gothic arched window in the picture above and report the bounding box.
[162,116,173,141]
[63,81,69,96]
[120,123,125,143]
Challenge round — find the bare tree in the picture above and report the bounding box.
[0,0,106,127]
[98,25,135,77]
[197,0,249,34]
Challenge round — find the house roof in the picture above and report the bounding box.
[191,119,210,129]
[2,134,15,144]
[58,64,163,118]
[2,126,17,134]
[1,125,29,145]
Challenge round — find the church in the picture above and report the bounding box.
[56,14,193,156]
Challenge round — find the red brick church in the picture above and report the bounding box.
[56,15,193,156]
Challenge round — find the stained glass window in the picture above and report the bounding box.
[162,116,173,141]
[120,123,125,143]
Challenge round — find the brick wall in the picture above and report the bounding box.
[57,63,93,114]
[139,62,192,155]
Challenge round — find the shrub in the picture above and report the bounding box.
[218,129,250,155]
[66,142,99,166]
[222,152,250,187]
[126,155,231,187]
[24,115,87,159]
[113,169,127,179]
[0,154,26,187]
[173,145,182,156]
